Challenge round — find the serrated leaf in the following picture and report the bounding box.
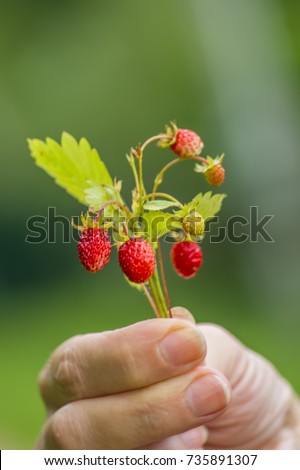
[84,181,117,215]
[142,211,178,241]
[173,205,191,218]
[143,199,180,211]
[192,191,226,219]
[174,192,226,220]
[28,132,113,205]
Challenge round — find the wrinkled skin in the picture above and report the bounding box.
[36,307,300,450]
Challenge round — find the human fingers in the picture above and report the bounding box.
[200,324,295,449]
[38,366,231,449]
[138,426,208,450]
[171,306,196,324]
[39,318,206,411]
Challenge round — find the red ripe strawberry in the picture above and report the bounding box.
[205,163,225,186]
[78,228,111,273]
[118,238,156,284]
[171,241,203,279]
[171,128,204,159]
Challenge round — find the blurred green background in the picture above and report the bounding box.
[0,0,299,449]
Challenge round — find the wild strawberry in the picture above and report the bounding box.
[204,163,225,186]
[171,241,203,279]
[182,212,205,238]
[171,128,204,159]
[118,238,156,284]
[78,228,111,273]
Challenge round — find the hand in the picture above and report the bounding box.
[36,308,300,449]
[199,322,300,449]
[36,308,230,449]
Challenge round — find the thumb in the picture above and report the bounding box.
[171,306,196,325]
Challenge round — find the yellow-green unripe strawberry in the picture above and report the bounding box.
[182,212,205,237]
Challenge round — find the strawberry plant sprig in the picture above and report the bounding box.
[28,122,226,319]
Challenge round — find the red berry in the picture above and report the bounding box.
[205,164,225,186]
[118,238,156,284]
[171,241,203,279]
[78,228,111,273]
[171,128,204,159]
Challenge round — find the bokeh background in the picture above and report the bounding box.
[0,0,299,449]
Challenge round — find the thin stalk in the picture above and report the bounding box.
[138,156,144,215]
[157,241,172,317]
[129,155,140,190]
[191,155,209,165]
[152,156,209,197]
[148,276,165,318]
[142,284,160,318]
[152,158,181,195]
[140,134,169,153]
[152,267,169,318]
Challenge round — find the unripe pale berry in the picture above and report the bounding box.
[182,212,205,237]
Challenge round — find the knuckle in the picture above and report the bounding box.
[45,407,81,449]
[52,335,84,401]
[134,400,169,440]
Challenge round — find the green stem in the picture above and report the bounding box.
[140,134,169,153]
[142,284,160,318]
[129,155,140,190]
[152,156,209,197]
[138,156,144,215]
[157,241,172,317]
[152,267,170,318]
[148,276,165,317]
[152,158,181,195]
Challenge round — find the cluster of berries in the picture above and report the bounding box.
[77,127,223,287]
[29,122,225,318]
[170,127,225,186]
[78,227,203,282]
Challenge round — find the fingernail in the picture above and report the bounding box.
[159,327,206,367]
[186,374,231,417]
[171,307,196,324]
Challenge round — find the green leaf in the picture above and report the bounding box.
[192,191,226,219]
[84,181,117,215]
[143,199,180,211]
[175,191,226,220]
[142,211,179,241]
[28,132,113,205]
